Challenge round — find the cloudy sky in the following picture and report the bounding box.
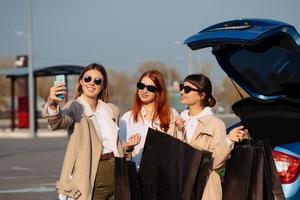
[1,0,300,78]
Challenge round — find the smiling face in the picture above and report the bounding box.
[180,81,204,107]
[138,76,157,105]
[79,69,103,100]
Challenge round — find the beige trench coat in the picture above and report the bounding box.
[170,115,233,200]
[41,97,123,200]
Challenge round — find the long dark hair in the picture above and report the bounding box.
[184,73,216,107]
[132,70,171,132]
[75,63,109,102]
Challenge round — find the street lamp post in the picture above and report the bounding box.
[28,0,36,138]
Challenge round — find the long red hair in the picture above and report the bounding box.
[132,70,171,132]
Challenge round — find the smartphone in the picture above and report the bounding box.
[54,75,65,99]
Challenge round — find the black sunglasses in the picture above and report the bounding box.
[179,84,199,93]
[137,82,157,93]
[83,75,102,85]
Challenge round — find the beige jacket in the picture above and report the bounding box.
[170,115,233,200]
[41,97,123,200]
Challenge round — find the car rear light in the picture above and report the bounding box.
[272,150,300,184]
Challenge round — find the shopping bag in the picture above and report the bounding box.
[115,157,142,200]
[191,148,213,199]
[222,141,260,200]
[261,140,285,200]
[222,139,285,200]
[247,142,264,200]
[138,128,212,200]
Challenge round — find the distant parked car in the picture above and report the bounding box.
[184,18,300,199]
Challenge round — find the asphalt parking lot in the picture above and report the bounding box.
[0,137,67,200]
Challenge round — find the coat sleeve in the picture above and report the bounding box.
[167,112,186,142]
[209,119,232,170]
[167,123,186,141]
[41,100,80,131]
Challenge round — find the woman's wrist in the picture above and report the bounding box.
[47,101,59,114]
[47,101,57,109]
[125,146,134,153]
[226,136,235,148]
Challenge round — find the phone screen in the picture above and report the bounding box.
[54,75,65,99]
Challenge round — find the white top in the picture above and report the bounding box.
[94,101,120,156]
[48,96,120,157]
[119,107,178,169]
[180,107,214,142]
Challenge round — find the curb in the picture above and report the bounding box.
[0,129,67,139]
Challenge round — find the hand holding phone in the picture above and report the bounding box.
[53,75,66,100]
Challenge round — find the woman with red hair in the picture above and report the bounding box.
[119,69,178,169]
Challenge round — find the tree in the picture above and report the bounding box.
[0,77,10,111]
[37,77,53,101]
[137,61,181,85]
[214,76,248,112]
[107,68,135,114]
[0,57,14,111]
[195,63,214,78]
[0,57,15,67]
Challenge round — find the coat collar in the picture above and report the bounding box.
[189,115,215,143]
[77,95,108,118]
[76,95,94,117]
[181,107,213,122]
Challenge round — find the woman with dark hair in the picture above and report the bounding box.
[42,63,139,200]
[174,73,246,200]
[119,69,178,169]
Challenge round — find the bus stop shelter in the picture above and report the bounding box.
[0,65,84,132]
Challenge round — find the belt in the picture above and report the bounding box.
[100,152,114,161]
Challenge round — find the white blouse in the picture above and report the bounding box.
[48,96,120,157]
[180,107,214,142]
[119,107,178,169]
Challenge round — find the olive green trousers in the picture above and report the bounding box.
[92,158,115,200]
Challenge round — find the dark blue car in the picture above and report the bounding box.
[184,18,300,199]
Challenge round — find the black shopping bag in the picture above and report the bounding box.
[223,140,285,200]
[261,140,285,200]
[222,141,261,200]
[138,128,212,200]
[192,148,213,199]
[115,157,142,200]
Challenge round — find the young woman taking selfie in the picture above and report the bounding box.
[42,63,139,200]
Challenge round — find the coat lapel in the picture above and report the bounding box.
[189,116,214,143]
[90,116,103,144]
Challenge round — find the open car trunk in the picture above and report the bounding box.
[232,97,300,146]
[184,19,300,145]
